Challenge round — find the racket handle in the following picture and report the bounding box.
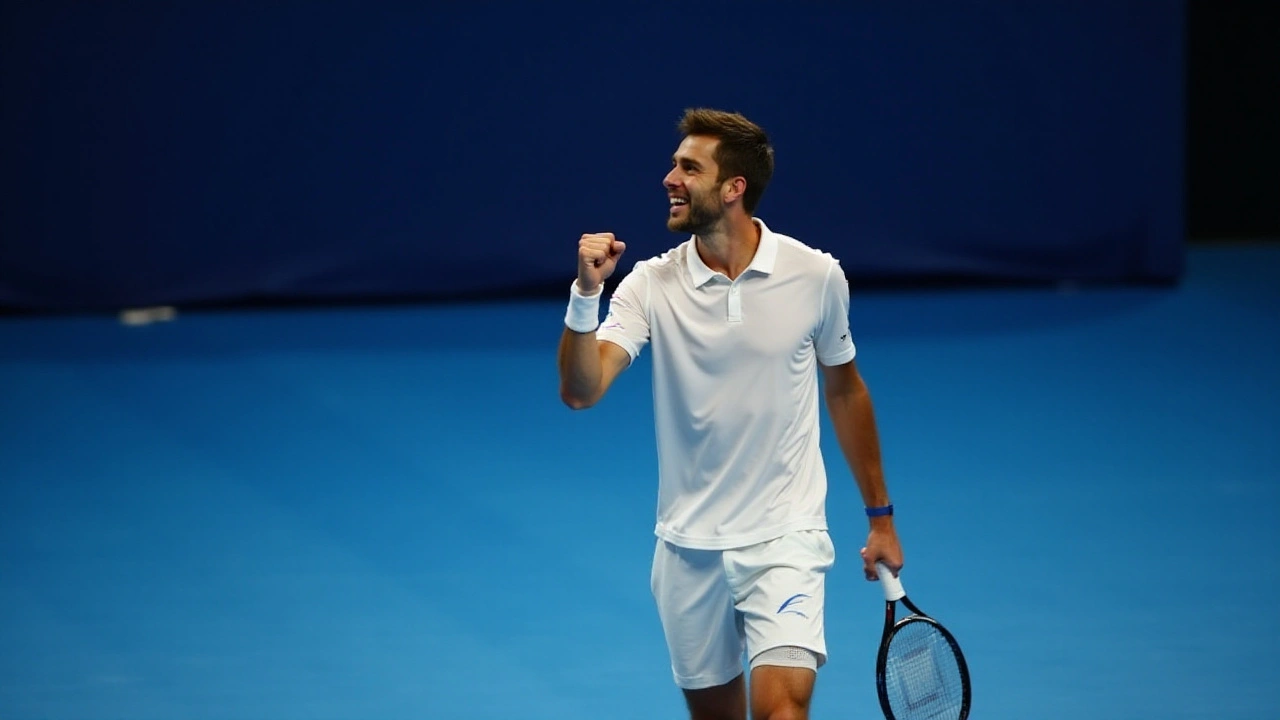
[875,562,906,601]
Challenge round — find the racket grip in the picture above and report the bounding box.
[875,562,905,601]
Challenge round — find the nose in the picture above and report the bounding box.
[663,168,680,189]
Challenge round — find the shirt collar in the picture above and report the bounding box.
[685,217,779,288]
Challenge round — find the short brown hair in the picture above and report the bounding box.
[678,108,775,213]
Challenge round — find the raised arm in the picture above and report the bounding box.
[821,359,904,581]
[558,233,633,410]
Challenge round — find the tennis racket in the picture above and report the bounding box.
[874,563,971,720]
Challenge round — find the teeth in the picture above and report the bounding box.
[669,198,688,205]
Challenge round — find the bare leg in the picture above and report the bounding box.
[749,665,816,720]
[683,673,748,720]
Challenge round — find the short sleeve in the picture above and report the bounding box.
[596,263,651,363]
[815,260,856,366]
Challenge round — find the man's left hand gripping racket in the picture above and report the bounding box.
[874,563,972,720]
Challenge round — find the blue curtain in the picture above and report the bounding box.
[0,1,1185,310]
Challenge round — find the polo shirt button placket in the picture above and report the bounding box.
[727,283,743,323]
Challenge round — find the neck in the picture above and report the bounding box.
[695,214,761,281]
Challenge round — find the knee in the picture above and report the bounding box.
[749,664,814,720]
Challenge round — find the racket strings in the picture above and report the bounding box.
[884,621,965,719]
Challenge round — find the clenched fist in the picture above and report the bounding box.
[577,233,627,294]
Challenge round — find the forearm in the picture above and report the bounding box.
[557,327,604,408]
[557,276,608,408]
[822,362,902,577]
[825,378,891,510]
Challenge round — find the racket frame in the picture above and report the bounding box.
[874,566,972,720]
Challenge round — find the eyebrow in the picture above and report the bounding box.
[672,155,703,170]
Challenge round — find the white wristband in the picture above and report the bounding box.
[564,281,602,333]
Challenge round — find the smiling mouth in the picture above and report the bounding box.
[669,197,689,213]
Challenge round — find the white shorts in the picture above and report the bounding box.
[650,529,836,690]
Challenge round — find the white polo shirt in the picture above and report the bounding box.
[597,218,856,550]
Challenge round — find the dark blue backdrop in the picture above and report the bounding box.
[1,1,1185,311]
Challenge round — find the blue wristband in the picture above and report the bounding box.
[865,504,894,517]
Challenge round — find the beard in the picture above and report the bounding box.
[666,192,723,235]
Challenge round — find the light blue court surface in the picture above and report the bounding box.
[2,244,1277,720]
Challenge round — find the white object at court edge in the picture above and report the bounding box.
[876,562,906,602]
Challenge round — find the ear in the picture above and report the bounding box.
[722,176,747,205]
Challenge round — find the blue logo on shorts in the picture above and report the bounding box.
[777,593,811,618]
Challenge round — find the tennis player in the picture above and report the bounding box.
[558,108,904,720]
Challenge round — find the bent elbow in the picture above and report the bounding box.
[559,387,597,411]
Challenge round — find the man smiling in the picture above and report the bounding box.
[557,108,904,720]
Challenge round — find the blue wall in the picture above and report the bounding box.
[0,1,1185,311]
